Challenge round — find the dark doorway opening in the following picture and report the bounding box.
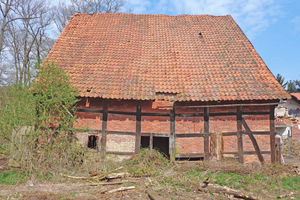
[153,137,169,157]
[141,136,169,158]
[88,135,98,149]
[141,136,150,148]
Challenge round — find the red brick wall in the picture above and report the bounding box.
[74,98,272,163]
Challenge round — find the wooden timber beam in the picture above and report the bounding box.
[221,131,270,136]
[236,106,244,163]
[176,133,205,138]
[135,101,142,154]
[175,153,205,158]
[106,151,135,155]
[270,105,275,163]
[204,107,210,161]
[76,108,103,113]
[100,99,108,156]
[241,118,264,163]
[223,151,270,155]
[141,133,169,137]
[170,105,176,162]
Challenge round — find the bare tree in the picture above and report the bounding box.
[53,0,126,34]
[1,0,53,86]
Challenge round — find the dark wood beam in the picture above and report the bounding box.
[135,101,142,154]
[204,107,210,161]
[108,110,136,116]
[106,151,135,155]
[223,151,271,155]
[100,99,108,156]
[176,133,205,138]
[107,131,136,136]
[141,133,170,137]
[241,118,264,163]
[150,132,153,151]
[175,153,205,158]
[141,112,170,117]
[209,112,236,116]
[76,108,103,113]
[270,105,275,163]
[236,106,244,163]
[170,106,176,162]
[242,111,270,115]
[176,113,204,117]
[216,131,270,137]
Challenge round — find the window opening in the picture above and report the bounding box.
[88,135,98,149]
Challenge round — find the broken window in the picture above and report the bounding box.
[88,135,98,149]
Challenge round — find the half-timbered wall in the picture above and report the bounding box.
[74,98,275,163]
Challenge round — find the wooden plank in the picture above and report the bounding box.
[275,138,281,164]
[107,131,136,136]
[176,113,204,117]
[242,111,270,116]
[77,130,102,134]
[141,133,170,138]
[100,99,108,156]
[241,118,264,163]
[270,105,275,164]
[252,131,270,135]
[204,107,210,161]
[170,106,176,162]
[223,151,271,155]
[150,132,153,151]
[141,112,170,117]
[135,101,142,154]
[192,131,269,137]
[175,102,279,108]
[209,112,236,116]
[76,108,103,113]
[176,133,205,138]
[175,153,205,158]
[108,110,136,116]
[106,151,135,155]
[236,106,244,163]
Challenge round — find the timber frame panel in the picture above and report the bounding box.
[76,100,278,164]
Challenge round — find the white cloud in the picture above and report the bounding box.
[125,0,283,39]
[291,16,300,34]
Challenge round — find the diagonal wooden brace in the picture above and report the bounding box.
[241,118,264,163]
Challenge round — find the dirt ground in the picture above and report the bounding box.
[1,160,300,200]
[1,140,300,200]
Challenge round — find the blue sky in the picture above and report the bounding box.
[123,0,300,81]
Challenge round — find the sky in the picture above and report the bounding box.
[122,0,300,81]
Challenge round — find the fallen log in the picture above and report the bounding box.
[106,172,130,179]
[106,186,136,193]
[198,183,258,200]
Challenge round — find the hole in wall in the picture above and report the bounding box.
[88,135,98,149]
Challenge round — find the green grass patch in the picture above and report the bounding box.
[282,176,300,191]
[0,170,27,185]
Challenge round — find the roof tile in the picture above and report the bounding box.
[46,13,290,102]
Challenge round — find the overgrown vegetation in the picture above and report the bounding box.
[0,62,82,177]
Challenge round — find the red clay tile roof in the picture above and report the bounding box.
[291,93,300,101]
[45,13,290,102]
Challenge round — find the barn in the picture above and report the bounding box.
[45,13,290,163]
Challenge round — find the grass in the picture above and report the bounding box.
[0,170,27,185]
[181,168,300,195]
[1,148,300,199]
[282,176,300,191]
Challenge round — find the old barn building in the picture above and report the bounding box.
[45,13,290,163]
